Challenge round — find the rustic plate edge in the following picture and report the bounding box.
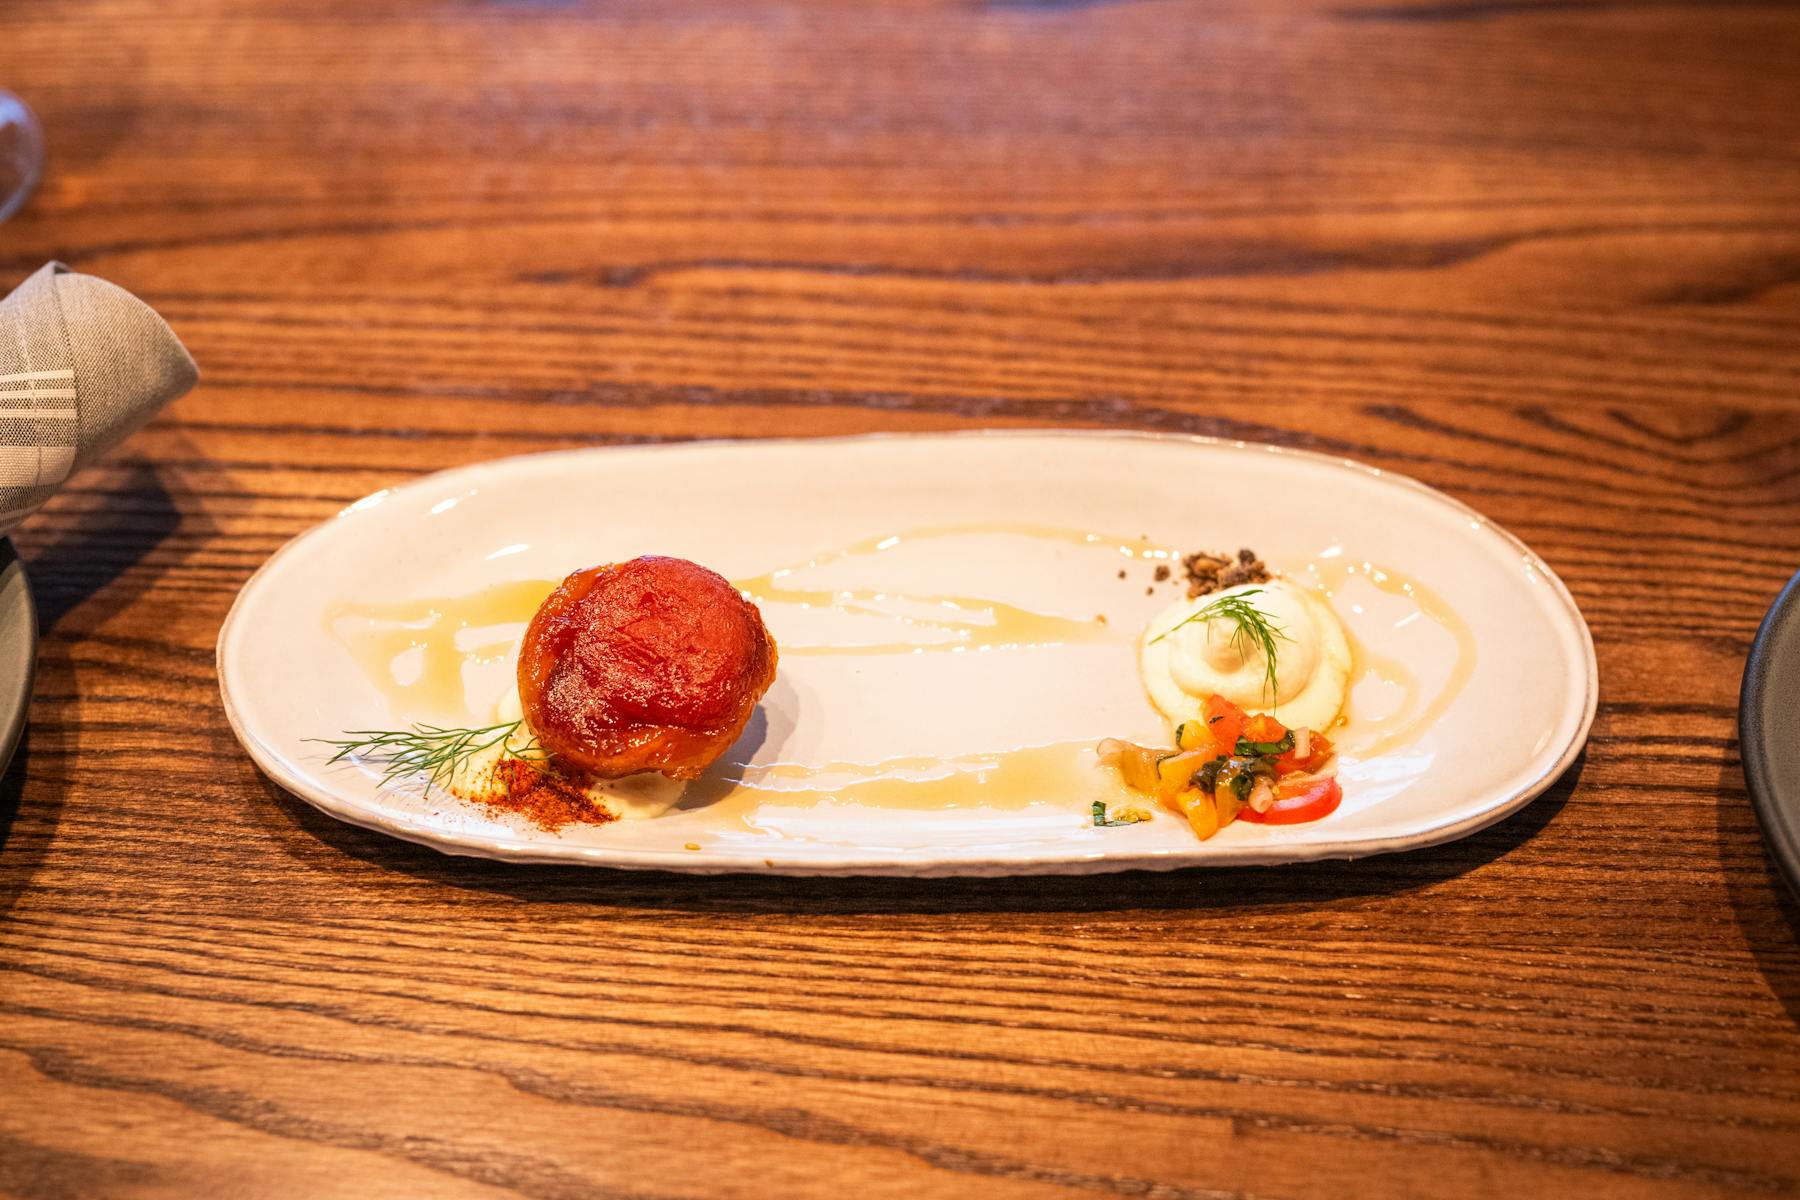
[217,429,1600,877]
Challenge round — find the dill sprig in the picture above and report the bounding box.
[1149,587,1291,702]
[310,720,545,790]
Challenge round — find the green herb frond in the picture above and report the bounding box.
[309,720,545,789]
[1149,587,1291,702]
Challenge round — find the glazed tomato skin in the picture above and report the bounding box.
[518,556,778,780]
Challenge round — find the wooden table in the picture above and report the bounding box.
[4,2,1799,1196]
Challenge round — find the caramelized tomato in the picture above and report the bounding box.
[518,556,778,780]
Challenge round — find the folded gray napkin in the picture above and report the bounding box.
[0,262,197,535]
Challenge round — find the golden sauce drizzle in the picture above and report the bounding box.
[682,740,1134,828]
[1302,559,1478,758]
[321,527,1475,817]
[324,523,1154,719]
[324,579,555,720]
[733,522,1160,655]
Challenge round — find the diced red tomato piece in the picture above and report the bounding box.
[1236,777,1342,825]
[1241,713,1289,745]
[1276,729,1335,776]
[1201,694,1246,757]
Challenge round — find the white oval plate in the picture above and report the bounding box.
[219,431,1596,876]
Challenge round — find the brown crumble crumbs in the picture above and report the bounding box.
[1183,547,1272,599]
[1153,564,1171,582]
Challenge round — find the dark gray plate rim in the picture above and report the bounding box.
[0,538,34,780]
[1740,567,1800,902]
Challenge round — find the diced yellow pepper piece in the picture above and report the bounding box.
[1186,790,1221,839]
[1174,720,1210,753]
[1214,783,1244,828]
[1154,750,1210,799]
[1166,787,1221,840]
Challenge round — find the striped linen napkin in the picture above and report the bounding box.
[0,262,196,534]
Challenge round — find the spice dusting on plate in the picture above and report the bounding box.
[1182,548,1270,599]
[477,758,619,832]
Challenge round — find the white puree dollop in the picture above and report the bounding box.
[1139,579,1351,732]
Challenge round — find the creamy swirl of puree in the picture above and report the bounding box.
[1140,580,1351,732]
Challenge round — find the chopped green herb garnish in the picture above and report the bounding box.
[1191,755,1227,794]
[1149,588,1290,702]
[1093,800,1147,827]
[1235,731,1296,758]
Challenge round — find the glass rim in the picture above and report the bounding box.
[0,89,45,225]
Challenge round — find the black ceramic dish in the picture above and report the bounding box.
[1741,568,1800,901]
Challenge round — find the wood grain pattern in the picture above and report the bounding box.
[2,0,1799,1196]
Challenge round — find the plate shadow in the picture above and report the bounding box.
[0,461,184,915]
[1718,737,1800,1028]
[252,750,1586,917]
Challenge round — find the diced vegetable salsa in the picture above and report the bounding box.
[1097,695,1340,841]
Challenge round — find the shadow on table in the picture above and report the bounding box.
[0,730,36,913]
[0,461,182,917]
[257,750,1587,915]
[1717,739,1800,1029]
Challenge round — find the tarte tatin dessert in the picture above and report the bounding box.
[518,555,779,780]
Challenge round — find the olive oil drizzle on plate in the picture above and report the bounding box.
[325,578,557,722]
[732,522,1152,655]
[683,740,1136,826]
[1306,559,1477,758]
[324,523,1157,716]
[321,526,1474,814]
